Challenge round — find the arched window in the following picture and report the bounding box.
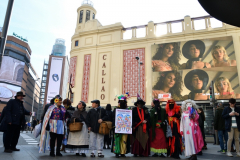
[93,13,95,19]
[86,10,90,22]
[79,10,83,23]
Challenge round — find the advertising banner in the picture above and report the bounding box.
[151,36,240,101]
[46,57,63,103]
[115,109,132,134]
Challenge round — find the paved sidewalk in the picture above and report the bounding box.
[0,144,239,160]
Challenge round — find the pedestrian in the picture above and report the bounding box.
[150,99,168,157]
[86,99,108,157]
[4,91,31,153]
[39,95,67,157]
[222,98,240,157]
[180,100,204,160]
[131,94,150,157]
[111,94,131,158]
[65,101,89,156]
[61,98,75,152]
[214,102,228,153]
[27,121,31,132]
[31,118,37,133]
[0,106,7,146]
[104,104,113,149]
[198,107,207,150]
[166,99,182,159]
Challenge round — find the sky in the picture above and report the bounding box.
[0,0,209,78]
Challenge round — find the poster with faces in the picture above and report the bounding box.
[151,36,240,101]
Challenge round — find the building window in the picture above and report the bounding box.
[79,10,83,23]
[86,10,90,22]
[70,93,74,103]
[75,40,79,46]
[93,13,95,19]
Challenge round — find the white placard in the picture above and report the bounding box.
[46,57,63,103]
[158,93,171,99]
[115,109,132,134]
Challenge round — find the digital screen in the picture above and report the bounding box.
[151,36,239,101]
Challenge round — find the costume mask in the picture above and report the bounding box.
[169,103,174,110]
[186,103,193,111]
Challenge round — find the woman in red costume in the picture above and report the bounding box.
[166,99,182,159]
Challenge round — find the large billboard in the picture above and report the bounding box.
[46,57,63,103]
[151,36,239,101]
[0,56,25,101]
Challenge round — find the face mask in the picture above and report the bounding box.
[169,103,174,110]
[186,103,193,111]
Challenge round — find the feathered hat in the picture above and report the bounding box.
[117,92,130,103]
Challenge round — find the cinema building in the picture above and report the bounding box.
[68,1,240,135]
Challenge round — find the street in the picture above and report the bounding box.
[0,132,238,160]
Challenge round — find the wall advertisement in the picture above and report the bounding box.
[151,36,239,101]
[46,57,63,103]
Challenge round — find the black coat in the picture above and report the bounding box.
[86,107,108,133]
[0,107,7,132]
[222,106,240,132]
[5,99,30,126]
[214,107,225,130]
[132,106,150,136]
[106,110,113,122]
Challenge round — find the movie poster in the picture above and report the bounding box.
[151,36,239,101]
[115,109,132,134]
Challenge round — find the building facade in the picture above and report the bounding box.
[51,38,66,56]
[0,32,40,121]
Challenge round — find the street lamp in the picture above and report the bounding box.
[135,56,143,95]
[30,77,40,122]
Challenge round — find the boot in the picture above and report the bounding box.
[60,145,65,151]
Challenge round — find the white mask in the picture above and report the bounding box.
[186,103,192,111]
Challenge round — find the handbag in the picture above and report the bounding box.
[69,118,83,132]
[33,123,41,138]
[166,121,172,138]
[98,108,112,135]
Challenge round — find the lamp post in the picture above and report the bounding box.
[135,56,143,95]
[30,78,40,122]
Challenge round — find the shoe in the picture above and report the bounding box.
[139,155,144,157]
[50,152,55,157]
[116,154,120,158]
[82,153,87,157]
[159,154,165,157]
[202,146,208,150]
[76,153,80,156]
[4,149,12,153]
[217,150,223,152]
[222,150,226,154]
[134,154,138,157]
[189,155,197,160]
[103,146,106,149]
[107,146,111,149]
[231,147,236,152]
[98,153,104,158]
[56,152,62,156]
[237,152,240,157]
[227,152,233,157]
[11,148,20,151]
[197,151,202,155]
[213,143,216,145]
[152,153,158,157]
[121,154,126,157]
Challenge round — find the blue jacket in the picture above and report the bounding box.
[222,106,240,132]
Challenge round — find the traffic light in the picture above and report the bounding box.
[209,86,212,99]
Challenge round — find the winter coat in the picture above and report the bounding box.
[222,106,240,132]
[4,99,30,128]
[0,107,7,132]
[106,110,113,122]
[214,107,225,130]
[86,107,108,133]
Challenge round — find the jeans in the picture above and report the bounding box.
[218,130,228,150]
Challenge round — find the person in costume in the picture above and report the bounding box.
[150,99,168,157]
[166,99,182,159]
[131,94,150,157]
[39,95,67,157]
[111,93,131,158]
[65,101,89,156]
[180,99,204,160]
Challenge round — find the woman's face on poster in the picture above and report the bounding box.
[189,44,200,58]
[191,74,203,90]
[163,44,174,58]
[164,73,176,88]
[213,48,224,62]
[217,80,229,93]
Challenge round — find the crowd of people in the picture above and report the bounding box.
[0,91,240,160]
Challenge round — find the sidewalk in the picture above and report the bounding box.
[0,144,239,160]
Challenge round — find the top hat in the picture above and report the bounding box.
[15,91,25,97]
[182,40,206,59]
[184,69,209,91]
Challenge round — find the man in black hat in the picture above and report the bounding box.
[86,99,108,157]
[4,91,31,153]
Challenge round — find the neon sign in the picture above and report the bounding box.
[13,32,28,42]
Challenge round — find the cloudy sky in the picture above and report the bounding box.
[0,0,209,78]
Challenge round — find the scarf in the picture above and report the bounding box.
[135,107,146,133]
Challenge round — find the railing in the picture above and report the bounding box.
[122,15,225,40]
